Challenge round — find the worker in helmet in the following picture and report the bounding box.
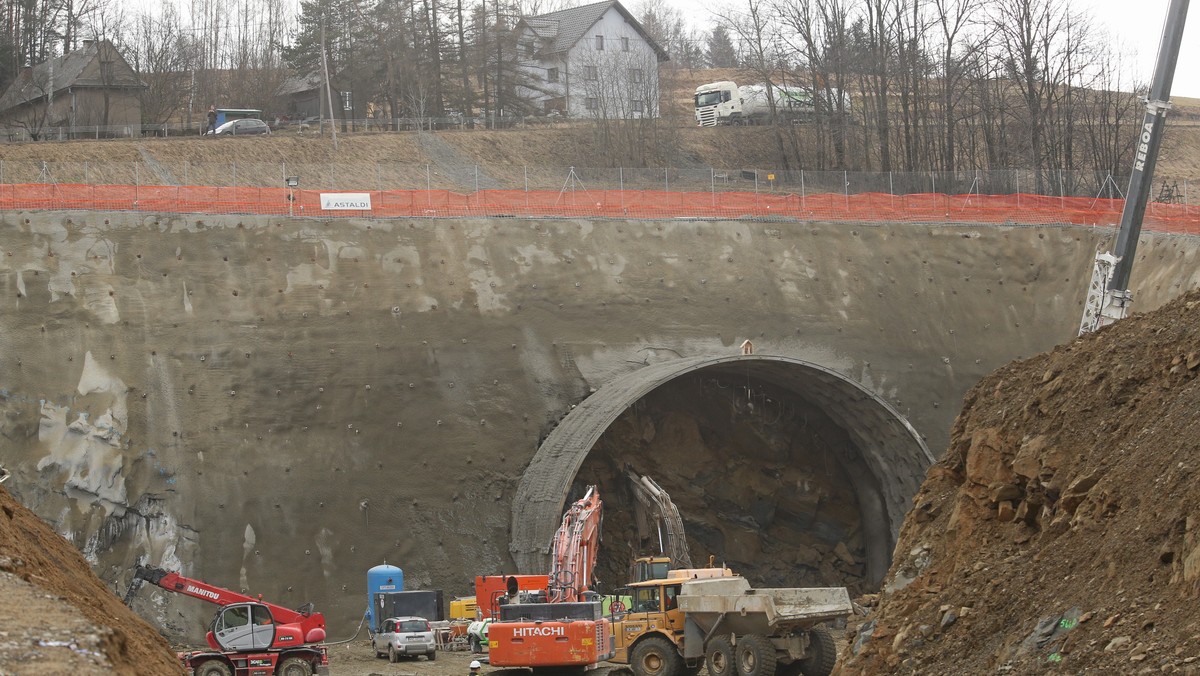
[470,660,483,675]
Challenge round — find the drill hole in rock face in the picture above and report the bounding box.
[512,355,932,596]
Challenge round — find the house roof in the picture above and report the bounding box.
[518,0,669,62]
[0,40,144,111]
[277,72,325,97]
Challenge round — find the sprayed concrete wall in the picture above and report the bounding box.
[2,209,1199,639]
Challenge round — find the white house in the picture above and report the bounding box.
[513,0,669,119]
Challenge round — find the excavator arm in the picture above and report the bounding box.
[547,485,603,603]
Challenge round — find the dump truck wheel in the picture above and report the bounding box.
[277,656,313,676]
[632,636,684,676]
[798,627,836,676]
[194,660,232,676]
[706,636,735,676]
[734,635,776,676]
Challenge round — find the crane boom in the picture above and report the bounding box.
[1080,0,1190,334]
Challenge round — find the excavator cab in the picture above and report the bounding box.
[208,602,276,652]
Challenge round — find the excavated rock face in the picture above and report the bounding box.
[842,290,1200,674]
[577,375,872,596]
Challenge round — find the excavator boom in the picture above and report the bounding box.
[547,485,603,602]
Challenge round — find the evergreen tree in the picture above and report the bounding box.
[706,25,737,68]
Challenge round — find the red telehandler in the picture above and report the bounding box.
[124,564,330,676]
[486,485,615,670]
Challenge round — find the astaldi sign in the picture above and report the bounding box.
[320,192,372,210]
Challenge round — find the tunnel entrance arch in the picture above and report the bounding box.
[510,354,934,588]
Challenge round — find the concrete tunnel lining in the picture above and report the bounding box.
[510,354,935,586]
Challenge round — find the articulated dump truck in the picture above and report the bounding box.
[610,571,851,676]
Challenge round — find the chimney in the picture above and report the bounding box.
[20,65,32,79]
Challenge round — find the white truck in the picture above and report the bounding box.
[693,81,845,127]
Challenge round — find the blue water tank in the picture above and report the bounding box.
[366,564,404,632]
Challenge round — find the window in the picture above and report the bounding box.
[523,41,534,57]
[585,97,599,110]
[547,67,559,83]
[252,606,272,626]
[585,65,598,80]
[341,91,352,111]
[595,35,604,50]
[632,587,660,613]
[631,100,644,113]
[622,37,630,52]
[664,585,680,610]
[629,68,643,84]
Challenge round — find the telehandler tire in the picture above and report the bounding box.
[194,660,232,676]
[705,635,735,676]
[277,656,314,676]
[632,636,685,676]
[797,626,836,676]
[734,635,776,676]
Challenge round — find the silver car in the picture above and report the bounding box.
[373,616,437,663]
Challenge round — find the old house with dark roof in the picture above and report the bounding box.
[0,39,146,136]
[514,0,668,118]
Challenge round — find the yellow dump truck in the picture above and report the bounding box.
[609,571,851,676]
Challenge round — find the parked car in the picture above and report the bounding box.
[213,118,271,136]
[372,616,437,663]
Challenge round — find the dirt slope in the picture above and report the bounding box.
[0,487,183,674]
[840,291,1200,674]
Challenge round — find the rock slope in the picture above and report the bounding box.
[841,291,1200,673]
[0,486,182,674]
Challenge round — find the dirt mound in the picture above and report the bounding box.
[840,291,1200,674]
[0,487,183,674]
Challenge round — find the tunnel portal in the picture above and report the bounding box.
[510,355,935,593]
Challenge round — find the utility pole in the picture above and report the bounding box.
[495,0,503,128]
[321,20,339,151]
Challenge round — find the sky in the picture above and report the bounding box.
[662,0,1200,99]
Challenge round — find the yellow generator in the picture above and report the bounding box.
[449,596,478,621]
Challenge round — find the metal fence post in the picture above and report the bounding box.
[84,161,88,184]
[800,170,805,210]
[134,163,139,210]
[844,170,849,209]
[1015,169,1020,208]
[664,168,669,192]
[619,167,624,211]
[232,162,237,187]
[711,168,715,206]
[475,165,480,195]
[889,171,894,209]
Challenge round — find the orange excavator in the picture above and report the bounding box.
[124,564,329,676]
[486,485,615,669]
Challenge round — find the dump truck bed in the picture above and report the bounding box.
[677,576,851,635]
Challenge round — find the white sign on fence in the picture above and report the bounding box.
[320,192,373,210]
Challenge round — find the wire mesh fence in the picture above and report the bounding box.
[1,161,1191,202]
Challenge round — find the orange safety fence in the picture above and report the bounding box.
[0,183,1197,234]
